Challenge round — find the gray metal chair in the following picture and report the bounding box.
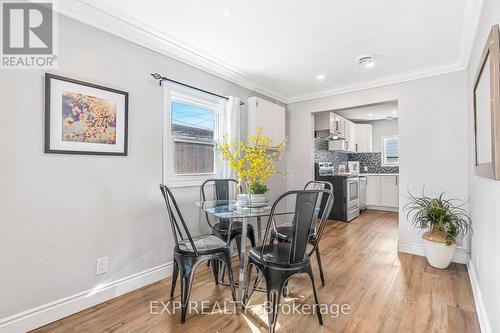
[270,180,333,285]
[160,184,236,324]
[244,189,334,333]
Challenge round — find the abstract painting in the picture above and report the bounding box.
[45,74,128,155]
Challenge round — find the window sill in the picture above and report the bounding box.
[163,175,216,188]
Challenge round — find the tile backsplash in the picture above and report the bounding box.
[313,138,399,174]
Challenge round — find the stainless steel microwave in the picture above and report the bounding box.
[328,140,349,151]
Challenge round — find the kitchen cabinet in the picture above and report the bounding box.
[247,97,285,146]
[366,175,381,206]
[347,120,357,151]
[365,175,399,209]
[380,175,399,207]
[329,113,343,138]
[314,112,330,131]
[355,124,373,152]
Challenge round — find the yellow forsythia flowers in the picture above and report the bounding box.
[217,127,287,187]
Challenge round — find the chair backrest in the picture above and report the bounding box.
[262,189,333,264]
[304,180,333,234]
[160,184,199,256]
[200,178,241,227]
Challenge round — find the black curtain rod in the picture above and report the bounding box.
[151,73,230,101]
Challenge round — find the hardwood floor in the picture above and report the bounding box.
[32,210,480,333]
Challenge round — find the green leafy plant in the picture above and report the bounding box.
[404,189,472,246]
[248,180,268,194]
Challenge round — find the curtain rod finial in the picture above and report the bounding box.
[151,73,162,80]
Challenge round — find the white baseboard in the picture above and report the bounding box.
[397,241,468,264]
[467,259,492,333]
[0,262,173,333]
[365,205,399,212]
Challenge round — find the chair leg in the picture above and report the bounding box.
[179,267,196,324]
[248,229,256,247]
[170,260,179,298]
[220,263,226,283]
[315,245,326,286]
[243,262,254,305]
[305,264,323,325]
[266,284,283,333]
[234,235,243,261]
[220,252,237,302]
[210,259,219,285]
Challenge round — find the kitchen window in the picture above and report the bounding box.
[163,84,223,186]
[382,135,399,166]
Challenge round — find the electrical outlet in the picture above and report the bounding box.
[96,257,108,275]
[363,166,368,172]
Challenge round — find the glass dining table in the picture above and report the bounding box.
[195,199,294,307]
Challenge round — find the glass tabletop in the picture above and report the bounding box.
[195,200,293,219]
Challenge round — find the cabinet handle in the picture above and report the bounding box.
[355,143,358,152]
[395,176,398,186]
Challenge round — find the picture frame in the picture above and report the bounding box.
[45,73,129,156]
[473,25,500,180]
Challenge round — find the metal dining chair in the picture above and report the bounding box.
[200,179,257,255]
[270,180,333,286]
[244,189,334,333]
[159,184,236,324]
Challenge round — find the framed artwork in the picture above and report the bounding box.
[45,73,128,156]
[473,25,500,179]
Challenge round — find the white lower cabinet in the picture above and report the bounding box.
[365,175,399,210]
[380,176,399,207]
[366,175,381,206]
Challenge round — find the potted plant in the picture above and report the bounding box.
[247,180,268,204]
[217,127,286,205]
[404,190,472,269]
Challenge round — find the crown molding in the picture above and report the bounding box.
[286,61,467,104]
[56,0,484,106]
[287,0,484,103]
[55,0,288,103]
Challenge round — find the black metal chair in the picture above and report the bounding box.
[244,189,334,333]
[270,180,333,286]
[200,179,256,256]
[159,184,236,324]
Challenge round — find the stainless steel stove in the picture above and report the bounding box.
[318,162,335,176]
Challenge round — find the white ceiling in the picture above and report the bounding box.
[60,0,482,103]
[333,101,398,122]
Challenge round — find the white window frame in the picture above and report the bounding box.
[163,83,224,187]
[381,135,399,167]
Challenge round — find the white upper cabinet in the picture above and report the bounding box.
[314,112,330,131]
[329,113,343,137]
[347,120,357,151]
[247,97,286,146]
[355,124,373,152]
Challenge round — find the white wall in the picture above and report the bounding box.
[359,118,399,152]
[467,0,500,331]
[286,71,468,255]
[0,14,285,329]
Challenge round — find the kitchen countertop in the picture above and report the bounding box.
[319,172,399,177]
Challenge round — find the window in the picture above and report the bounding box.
[163,84,223,185]
[382,135,399,166]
